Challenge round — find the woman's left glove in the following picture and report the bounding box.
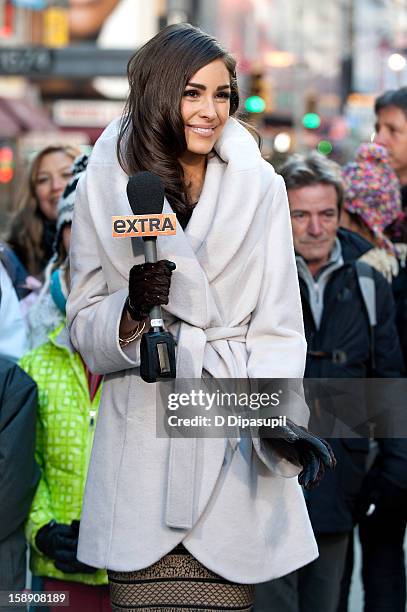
[259,419,336,489]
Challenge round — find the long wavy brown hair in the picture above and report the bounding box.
[117,23,240,224]
[6,145,78,277]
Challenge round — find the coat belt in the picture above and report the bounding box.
[165,322,248,530]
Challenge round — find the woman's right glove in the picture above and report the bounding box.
[259,418,336,489]
[126,260,176,321]
[35,520,97,574]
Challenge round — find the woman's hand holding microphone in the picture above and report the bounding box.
[126,260,176,320]
[120,260,176,341]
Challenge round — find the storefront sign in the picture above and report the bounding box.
[53,100,124,127]
[0,47,52,75]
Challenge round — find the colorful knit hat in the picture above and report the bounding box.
[54,153,88,253]
[342,143,403,252]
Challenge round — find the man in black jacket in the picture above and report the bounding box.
[255,153,406,612]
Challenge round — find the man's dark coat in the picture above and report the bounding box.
[301,230,405,533]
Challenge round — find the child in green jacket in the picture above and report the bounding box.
[21,156,110,612]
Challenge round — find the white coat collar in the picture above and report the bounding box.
[161,118,270,281]
[214,117,262,169]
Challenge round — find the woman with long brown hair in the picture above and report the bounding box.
[67,23,333,611]
[7,145,78,279]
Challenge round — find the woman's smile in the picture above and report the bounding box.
[186,125,217,137]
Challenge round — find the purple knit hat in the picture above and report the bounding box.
[342,143,402,252]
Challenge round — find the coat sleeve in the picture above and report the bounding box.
[246,175,309,477]
[246,176,307,379]
[0,262,28,362]
[24,419,55,551]
[372,269,404,377]
[66,169,141,374]
[19,353,54,550]
[0,358,39,541]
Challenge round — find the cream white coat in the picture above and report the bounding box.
[67,117,318,583]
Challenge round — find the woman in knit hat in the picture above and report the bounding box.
[341,143,407,368]
[341,142,406,279]
[26,154,88,349]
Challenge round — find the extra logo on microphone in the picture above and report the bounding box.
[112,214,177,238]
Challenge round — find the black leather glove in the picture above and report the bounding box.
[259,418,336,489]
[127,260,176,321]
[358,467,407,517]
[35,520,97,574]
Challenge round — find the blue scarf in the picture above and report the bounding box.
[50,268,67,314]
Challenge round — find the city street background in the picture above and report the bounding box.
[2,0,407,220]
[2,2,407,610]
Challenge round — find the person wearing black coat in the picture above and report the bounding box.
[301,230,407,612]
[338,143,407,612]
[300,242,403,526]
[0,358,39,608]
[255,152,405,612]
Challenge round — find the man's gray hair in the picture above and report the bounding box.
[280,151,344,211]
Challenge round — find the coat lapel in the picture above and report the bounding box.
[186,118,265,283]
[158,118,268,325]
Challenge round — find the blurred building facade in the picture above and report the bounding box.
[0,0,161,210]
[1,0,407,208]
[198,0,407,161]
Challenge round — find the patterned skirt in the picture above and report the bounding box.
[108,544,254,612]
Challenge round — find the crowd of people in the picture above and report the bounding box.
[0,23,407,612]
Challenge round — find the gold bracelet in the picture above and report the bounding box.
[119,320,146,348]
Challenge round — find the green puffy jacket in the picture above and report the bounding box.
[20,324,107,585]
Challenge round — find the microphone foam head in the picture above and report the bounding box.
[126,172,165,216]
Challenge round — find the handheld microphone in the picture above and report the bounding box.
[125,171,177,383]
